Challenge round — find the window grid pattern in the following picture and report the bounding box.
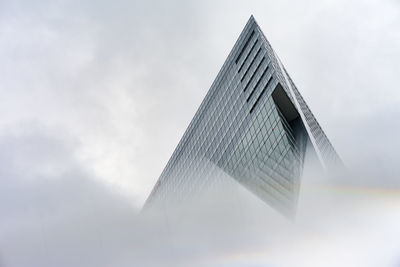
[145,16,341,217]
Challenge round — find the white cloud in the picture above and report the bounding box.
[0,0,400,265]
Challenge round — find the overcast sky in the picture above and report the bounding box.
[1,0,400,266]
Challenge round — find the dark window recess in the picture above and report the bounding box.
[235,30,255,64]
[238,39,258,73]
[243,57,265,92]
[246,65,269,102]
[250,76,274,113]
[241,48,262,83]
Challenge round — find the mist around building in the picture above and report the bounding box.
[1,149,400,267]
[1,0,400,266]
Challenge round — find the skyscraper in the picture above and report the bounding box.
[144,16,342,217]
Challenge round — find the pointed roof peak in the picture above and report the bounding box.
[247,15,259,28]
[243,15,258,32]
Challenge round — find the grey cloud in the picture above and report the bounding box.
[1,136,399,267]
[1,0,400,266]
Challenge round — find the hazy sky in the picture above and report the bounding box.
[1,0,400,266]
[1,0,400,204]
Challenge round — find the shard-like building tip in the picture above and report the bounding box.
[144,16,342,218]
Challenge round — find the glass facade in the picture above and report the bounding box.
[144,16,341,217]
